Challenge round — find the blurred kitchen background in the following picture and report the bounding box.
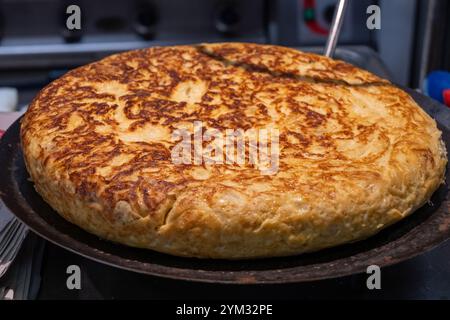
[0,0,449,108]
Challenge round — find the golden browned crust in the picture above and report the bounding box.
[21,43,447,258]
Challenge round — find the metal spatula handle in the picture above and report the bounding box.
[324,0,349,58]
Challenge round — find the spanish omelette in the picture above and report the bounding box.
[20,43,447,259]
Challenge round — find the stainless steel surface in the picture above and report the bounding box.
[324,0,348,57]
[0,0,426,87]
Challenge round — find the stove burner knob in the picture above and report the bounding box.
[134,2,158,40]
[215,4,240,35]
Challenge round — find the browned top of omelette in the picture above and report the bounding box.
[20,43,447,258]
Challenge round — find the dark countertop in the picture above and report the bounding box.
[37,238,450,300]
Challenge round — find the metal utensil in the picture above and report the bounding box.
[324,0,349,58]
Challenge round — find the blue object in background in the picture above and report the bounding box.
[425,71,450,104]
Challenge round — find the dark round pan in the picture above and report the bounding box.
[1,88,450,284]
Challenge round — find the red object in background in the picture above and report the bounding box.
[306,21,329,35]
[303,0,329,36]
[0,130,4,138]
[444,89,450,107]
